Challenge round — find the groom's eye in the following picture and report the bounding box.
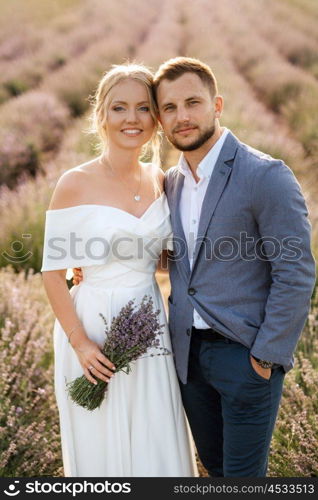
[163,104,175,112]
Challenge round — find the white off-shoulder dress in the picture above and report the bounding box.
[41,193,197,477]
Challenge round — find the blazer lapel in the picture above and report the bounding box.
[170,170,191,281]
[191,132,239,273]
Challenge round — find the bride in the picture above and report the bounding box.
[41,63,197,477]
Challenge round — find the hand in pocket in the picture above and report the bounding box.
[250,355,271,380]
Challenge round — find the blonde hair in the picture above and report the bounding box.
[89,63,161,172]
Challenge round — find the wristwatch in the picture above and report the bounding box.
[252,356,274,369]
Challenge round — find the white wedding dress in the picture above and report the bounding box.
[41,193,197,477]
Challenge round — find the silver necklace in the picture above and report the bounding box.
[101,155,142,202]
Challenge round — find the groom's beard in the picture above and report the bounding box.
[168,122,216,152]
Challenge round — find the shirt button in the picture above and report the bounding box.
[186,328,191,336]
[192,219,197,224]
[188,288,196,296]
[194,187,198,191]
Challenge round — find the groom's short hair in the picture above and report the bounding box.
[153,57,218,98]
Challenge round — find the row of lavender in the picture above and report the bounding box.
[1,0,318,190]
[0,0,161,188]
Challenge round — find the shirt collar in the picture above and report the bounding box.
[177,127,229,180]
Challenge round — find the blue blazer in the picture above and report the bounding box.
[164,130,316,384]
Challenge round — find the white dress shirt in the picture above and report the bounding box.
[177,127,229,329]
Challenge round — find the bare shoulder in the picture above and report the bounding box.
[48,158,97,210]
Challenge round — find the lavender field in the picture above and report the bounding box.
[0,0,317,477]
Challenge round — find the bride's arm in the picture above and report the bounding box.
[42,268,86,347]
[42,170,115,384]
[42,270,114,385]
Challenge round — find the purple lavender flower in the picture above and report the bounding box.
[66,295,170,411]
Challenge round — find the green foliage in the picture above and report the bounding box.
[288,47,318,75]
[3,79,30,97]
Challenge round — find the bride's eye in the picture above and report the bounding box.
[113,106,125,112]
[139,106,150,112]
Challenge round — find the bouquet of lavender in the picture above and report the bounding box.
[66,295,170,411]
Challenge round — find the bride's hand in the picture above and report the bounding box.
[72,337,116,385]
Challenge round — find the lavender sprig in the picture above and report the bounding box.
[66,295,170,411]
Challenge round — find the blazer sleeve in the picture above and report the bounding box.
[250,159,316,366]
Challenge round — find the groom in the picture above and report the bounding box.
[152,57,316,477]
[73,57,316,477]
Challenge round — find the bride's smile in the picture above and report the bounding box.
[105,78,155,150]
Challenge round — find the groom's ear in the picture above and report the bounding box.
[214,95,224,116]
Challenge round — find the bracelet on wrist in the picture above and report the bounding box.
[67,323,82,344]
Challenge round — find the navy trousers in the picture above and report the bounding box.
[179,334,285,477]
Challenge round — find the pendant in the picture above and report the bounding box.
[134,195,141,201]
